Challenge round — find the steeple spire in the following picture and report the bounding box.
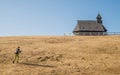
[96,13,102,24]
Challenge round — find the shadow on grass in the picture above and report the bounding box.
[19,62,56,68]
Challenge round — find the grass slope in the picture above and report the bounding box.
[0,36,120,75]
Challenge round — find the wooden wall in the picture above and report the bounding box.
[73,32,107,36]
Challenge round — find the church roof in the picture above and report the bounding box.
[73,20,107,32]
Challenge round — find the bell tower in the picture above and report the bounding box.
[96,13,102,24]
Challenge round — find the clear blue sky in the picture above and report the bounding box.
[0,0,120,36]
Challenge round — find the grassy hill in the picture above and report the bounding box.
[0,36,120,75]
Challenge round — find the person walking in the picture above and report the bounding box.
[13,46,21,64]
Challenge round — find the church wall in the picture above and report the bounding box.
[73,32,105,36]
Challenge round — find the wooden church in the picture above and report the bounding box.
[73,13,107,36]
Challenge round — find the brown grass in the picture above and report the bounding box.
[0,36,120,75]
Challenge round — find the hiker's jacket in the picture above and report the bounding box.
[15,49,21,54]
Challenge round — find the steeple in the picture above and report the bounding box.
[96,13,102,24]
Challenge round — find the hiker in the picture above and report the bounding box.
[13,46,21,63]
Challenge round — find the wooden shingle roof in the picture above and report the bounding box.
[73,20,107,32]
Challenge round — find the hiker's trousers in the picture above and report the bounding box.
[13,54,19,63]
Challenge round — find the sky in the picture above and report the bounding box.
[0,0,120,36]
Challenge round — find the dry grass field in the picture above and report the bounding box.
[0,36,120,75]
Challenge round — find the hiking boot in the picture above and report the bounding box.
[13,61,14,64]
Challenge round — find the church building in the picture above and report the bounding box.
[73,13,107,36]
